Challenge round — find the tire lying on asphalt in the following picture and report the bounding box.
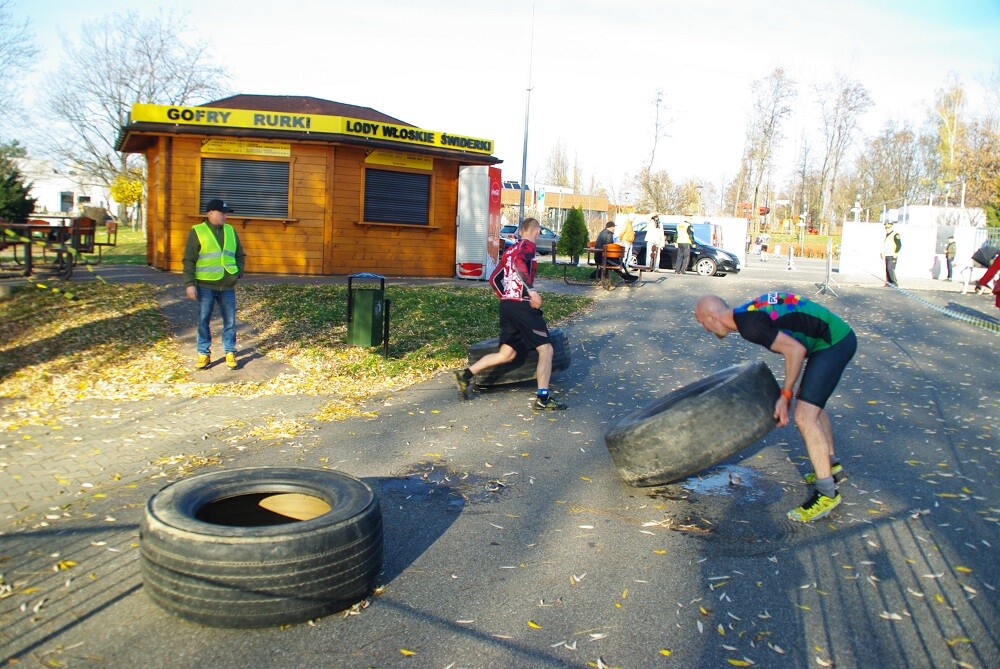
[468,327,570,387]
[140,467,383,628]
[604,361,780,487]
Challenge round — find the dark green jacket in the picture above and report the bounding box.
[182,222,246,289]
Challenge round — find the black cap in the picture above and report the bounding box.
[205,199,234,213]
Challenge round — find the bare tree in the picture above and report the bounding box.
[545,138,570,187]
[39,10,230,219]
[931,74,965,195]
[741,68,796,232]
[646,88,673,172]
[0,0,39,127]
[815,73,873,231]
[572,151,582,194]
[634,166,673,213]
[855,120,924,212]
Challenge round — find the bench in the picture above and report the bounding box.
[552,241,642,289]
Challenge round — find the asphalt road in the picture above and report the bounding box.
[1,260,998,668]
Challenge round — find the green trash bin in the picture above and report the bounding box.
[347,273,385,347]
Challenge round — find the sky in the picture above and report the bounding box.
[11,0,1000,200]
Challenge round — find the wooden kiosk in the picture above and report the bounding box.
[115,95,500,277]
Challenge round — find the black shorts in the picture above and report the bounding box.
[798,330,857,409]
[499,300,551,354]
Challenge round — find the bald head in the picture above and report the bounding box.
[695,295,734,339]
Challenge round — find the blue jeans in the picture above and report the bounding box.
[196,287,236,354]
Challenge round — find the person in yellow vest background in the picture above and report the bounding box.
[183,199,246,370]
[675,216,694,274]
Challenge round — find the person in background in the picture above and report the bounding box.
[454,217,567,410]
[618,216,637,269]
[183,199,246,371]
[675,217,693,274]
[970,250,1000,309]
[647,214,665,271]
[694,291,857,522]
[944,236,956,281]
[881,221,902,287]
[594,221,637,284]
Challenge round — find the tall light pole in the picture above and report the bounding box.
[518,0,536,224]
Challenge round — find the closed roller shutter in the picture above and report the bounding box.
[200,159,290,217]
[364,168,430,226]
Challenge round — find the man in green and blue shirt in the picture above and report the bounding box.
[695,291,857,522]
[182,199,246,371]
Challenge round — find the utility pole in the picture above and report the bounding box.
[517,0,537,224]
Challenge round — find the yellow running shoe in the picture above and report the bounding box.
[787,491,841,522]
[225,352,238,370]
[804,462,846,485]
[195,353,210,370]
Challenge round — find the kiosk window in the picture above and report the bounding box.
[200,158,289,217]
[364,168,430,225]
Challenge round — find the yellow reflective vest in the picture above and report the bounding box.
[676,220,692,245]
[193,222,238,281]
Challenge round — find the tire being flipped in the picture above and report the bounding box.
[140,467,383,628]
[605,361,780,487]
[468,327,570,387]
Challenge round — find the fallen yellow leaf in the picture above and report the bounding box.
[528,620,542,629]
[660,649,673,656]
[400,648,415,656]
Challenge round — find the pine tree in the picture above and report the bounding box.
[557,206,589,264]
[0,142,35,223]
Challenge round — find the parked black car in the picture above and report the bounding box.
[631,222,741,276]
[500,223,560,255]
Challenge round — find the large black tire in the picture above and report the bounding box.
[468,327,570,387]
[604,361,780,487]
[140,467,383,628]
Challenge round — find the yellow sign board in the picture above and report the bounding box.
[130,104,494,155]
[201,138,291,157]
[364,149,433,170]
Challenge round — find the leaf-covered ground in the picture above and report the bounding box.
[0,282,592,429]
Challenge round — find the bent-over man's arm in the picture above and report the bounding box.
[768,332,807,427]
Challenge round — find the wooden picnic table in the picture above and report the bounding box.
[0,217,116,279]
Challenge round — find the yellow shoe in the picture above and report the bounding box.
[787,491,841,522]
[195,353,210,370]
[804,462,846,485]
[225,352,238,370]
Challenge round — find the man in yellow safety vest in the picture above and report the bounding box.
[182,199,246,370]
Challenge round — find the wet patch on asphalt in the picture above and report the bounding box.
[645,464,794,555]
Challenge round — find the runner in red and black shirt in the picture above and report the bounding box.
[695,292,857,523]
[454,217,567,410]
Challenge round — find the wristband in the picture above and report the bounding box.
[780,389,793,400]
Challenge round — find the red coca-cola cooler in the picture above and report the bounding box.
[455,165,502,280]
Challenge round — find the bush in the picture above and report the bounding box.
[557,206,589,262]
